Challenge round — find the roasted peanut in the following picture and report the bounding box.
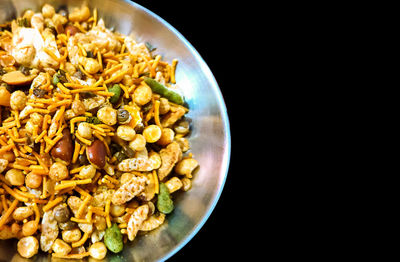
[5,168,25,186]
[65,24,79,36]
[13,206,34,221]
[86,140,106,168]
[17,236,39,258]
[22,221,38,236]
[51,128,73,163]
[52,239,72,255]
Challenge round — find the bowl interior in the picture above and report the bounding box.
[0,0,230,261]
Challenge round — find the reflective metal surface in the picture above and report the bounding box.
[0,0,230,261]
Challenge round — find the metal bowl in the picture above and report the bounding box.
[0,0,231,261]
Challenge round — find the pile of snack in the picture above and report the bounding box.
[0,4,198,259]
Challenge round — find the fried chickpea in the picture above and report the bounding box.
[13,206,34,221]
[77,122,92,139]
[110,203,126,217]
[78,165,96,179]
[156,128,174,146]
[128,134,146,151]
[143,125,162,143]
[72,100,85,115]
[97,107,117,126]
[89,242,107,260]
[30,112,43,125]
[116,125,136,141]
[49,162,69,181]
[52,239,72,255]
[133,84,152,105]
[42,4,55,18]
[84,58,101,74]
[25,172,42,188]
[62,228,81,243]
[5,168,25,186]
[10,90,27,111]
[17,236,39,258]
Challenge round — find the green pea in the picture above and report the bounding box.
[52,74,60,86]
[104,223,124,253]
[144,77,184,105]
[108,84,121,104]
[86,116,102,125]
[157,183,174,214]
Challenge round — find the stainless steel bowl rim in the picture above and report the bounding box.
[127,2,231,259]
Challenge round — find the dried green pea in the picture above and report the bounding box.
[157,183,174,214]
[104,223,123,253]
[108,84,121,104]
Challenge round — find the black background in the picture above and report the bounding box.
[130,1,239,261]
